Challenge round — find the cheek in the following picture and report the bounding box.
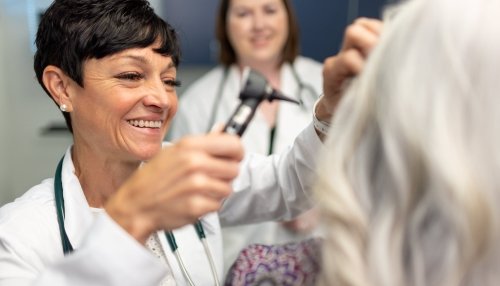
[228,28,250,57]
[169,94,179,120]
[278,28,288,47]
[276,14,289,37]
[165,99,178,134]
[228,20,247,42]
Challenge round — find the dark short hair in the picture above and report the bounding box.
[34,0,181,133]
[215,0,300,67]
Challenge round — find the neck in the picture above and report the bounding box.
[71,145,140,208]
[238,62,282,127]
[238,61,282,89]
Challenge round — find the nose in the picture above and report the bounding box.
[252,12,267,30]
[143,78,173,112]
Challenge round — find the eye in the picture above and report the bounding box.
[163,79,182,88]
[115,72,144,81]
[264,5,279,15]
[237,11,250,17]
[233,8,251,18]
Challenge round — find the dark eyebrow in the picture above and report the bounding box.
[164,61,176,70]
[161,61,176,73]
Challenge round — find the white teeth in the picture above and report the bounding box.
[127,120,162,128]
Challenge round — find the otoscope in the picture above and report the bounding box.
[223,67,300,135]
[166,68,300,286]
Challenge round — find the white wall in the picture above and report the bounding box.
[148,0,162,13]
[0,0,73,205]
[0,9,8,196]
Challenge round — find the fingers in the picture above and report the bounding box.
[318,17,383,121]
[150,133,243,189]
[174,132,244,161]
[342,18,383,57]
[318,51,363,118]
[151,174,230,227]
[179,152,240,182]
[323,48,365,82]
[137,165,233,230]
[167,172,233,202]
[357,17,383,35]
[107,133,243,241]
[209,122,225,133]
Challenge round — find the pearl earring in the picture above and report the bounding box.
[60,104,68,112]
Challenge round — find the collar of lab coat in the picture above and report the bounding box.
[60,146,94,250]
[59,143,175,250]
[280,60,318,110]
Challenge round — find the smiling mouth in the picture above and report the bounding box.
[251,35,270,43]
[127,120,163,128]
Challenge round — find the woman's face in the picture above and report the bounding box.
[67,44,178,162]
[227,0,289,68]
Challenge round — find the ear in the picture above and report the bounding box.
[42,65,75,112]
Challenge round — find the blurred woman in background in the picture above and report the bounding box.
[169,0,322,272]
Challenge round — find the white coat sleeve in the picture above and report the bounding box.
[0,213,166,286]
[219,123,324,226]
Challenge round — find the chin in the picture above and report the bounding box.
[133,144,162,162]
[250,54,281,66]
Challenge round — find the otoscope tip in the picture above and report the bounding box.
[268,90,300,105]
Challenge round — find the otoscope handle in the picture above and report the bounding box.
[221,68,299,137]
[223,99,260,136]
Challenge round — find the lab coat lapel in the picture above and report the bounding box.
[61,147,94,250]
[274,63,313,153]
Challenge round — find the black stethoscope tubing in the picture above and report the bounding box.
[55,156,74,254]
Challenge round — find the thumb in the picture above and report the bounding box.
[209,122,225,134]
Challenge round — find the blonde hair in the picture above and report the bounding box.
[315,0,500,285]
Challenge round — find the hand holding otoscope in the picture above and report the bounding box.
[165,68,299,286]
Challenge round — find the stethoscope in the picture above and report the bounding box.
[206,63,320,133]
[54,68,295,286]
[54,156,220,286]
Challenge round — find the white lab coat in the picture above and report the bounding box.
[169,56,322,141]
[0,123,322,286]
[168,56,323,273]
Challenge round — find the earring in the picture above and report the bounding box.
[60,104,68,112]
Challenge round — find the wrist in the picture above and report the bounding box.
[313,95,332,136]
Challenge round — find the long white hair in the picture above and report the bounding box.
[315,0,500,285]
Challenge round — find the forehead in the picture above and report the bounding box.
[81,46,177,78]
[230,0,284,8]
[96,45,175,67]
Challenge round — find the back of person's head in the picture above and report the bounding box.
[315,0,500,285]
[215,0,300,66]
[34,0,180,132]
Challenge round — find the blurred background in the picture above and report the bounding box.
[0,0,389,205]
